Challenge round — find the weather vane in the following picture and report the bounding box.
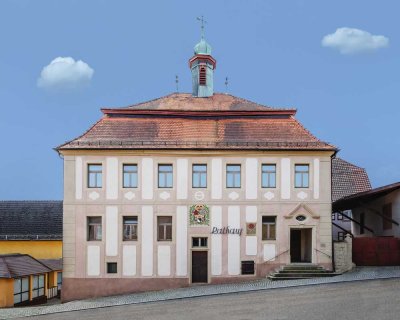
[197,15,207,39]
[175,75,179,93]
[225,76,229,94]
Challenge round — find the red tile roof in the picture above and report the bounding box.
[332,157,372,202]
[58,93,336,151]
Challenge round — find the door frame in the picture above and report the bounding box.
[189,236,210,284]
[288,226,316,264]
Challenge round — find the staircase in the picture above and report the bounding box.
[267,264,337,280]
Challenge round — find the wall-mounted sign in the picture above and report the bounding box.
[211,226,243,236]
[189,204,210,226]
[246,223,256,235]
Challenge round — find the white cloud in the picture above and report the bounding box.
[37,57,94,90]
[322,27,389,54]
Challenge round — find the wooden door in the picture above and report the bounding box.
[290,229,302,262]
[192,251,208,283]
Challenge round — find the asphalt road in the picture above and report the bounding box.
[26,279,400,320]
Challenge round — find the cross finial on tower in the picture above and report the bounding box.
[225,77,229,94]
[197,15,207,39]
[175,75,179,93]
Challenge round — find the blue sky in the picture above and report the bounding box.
[0,0,399,200]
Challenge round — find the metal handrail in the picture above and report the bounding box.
[263,249,289,263]
[314,248,331,259]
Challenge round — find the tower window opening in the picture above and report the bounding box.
[199,66,207,85]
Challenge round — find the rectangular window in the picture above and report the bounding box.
[88,164,102,188]
[157,216,172,241]
[337,232,345,241]
[192,237,208,247]
[13,277,29,305]
[295,164,309,188]
[262,216,276,240]
[57,272,62,290]
[337,213,343,220]
[158,164,173,188]
[123,164,138,188]
[383,203,392,230]
[226,164,241,188]
[123,216,138,241]
[241,261,255,275]
[331,213,336,220]
[32,274,45,298]
[342,211,351,221]
[359,212,365,235]
[261,164,276,188]
[192,164,207,188]
[87,217,102,241]
[107,262,117,274]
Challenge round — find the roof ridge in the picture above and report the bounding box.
[334,157,367,170]
[118,92,184,109]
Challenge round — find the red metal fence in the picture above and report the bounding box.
[353,237,400,266]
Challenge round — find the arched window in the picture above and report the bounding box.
[199,66,206,85]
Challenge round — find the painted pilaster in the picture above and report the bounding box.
[158,246,171,276]
[87,245,100,276]
[211,159,222,199]
[122,245,136,276]
[75,156,83,200]
[106,157,118,200]
[141,206,154,276]
[245,158,258,199]
[228,206,241,275]
[176,206,188,276]
[142,158,154,200]
[281,158,291,199]
[211,206,222,275]
[313,158,320,199]
[245,206,257,256]
[177,159,188,199]
[105,206,118,256]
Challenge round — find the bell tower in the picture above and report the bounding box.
[189,16,216,98]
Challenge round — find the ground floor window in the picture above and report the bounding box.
[32,274,45,298]
[241,261,255,275]
[57,272,62,290]
[14,277,29,305]
[107,262,118,274]
[337,231,345,241]
[262,216,276,240]
[192,237,208,248]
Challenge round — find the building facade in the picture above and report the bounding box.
[57,35,337,301]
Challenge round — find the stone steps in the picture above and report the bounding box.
[268,264,337,281]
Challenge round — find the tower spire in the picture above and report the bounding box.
[189,17,216,98]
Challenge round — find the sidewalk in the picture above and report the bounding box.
[1,266,400,319]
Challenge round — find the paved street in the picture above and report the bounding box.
[24,279,400,320]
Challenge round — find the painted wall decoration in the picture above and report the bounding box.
[189,204,210,226]
[246,223,256,235]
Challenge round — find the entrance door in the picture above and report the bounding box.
[290,229,312,263]
[191,251,208,283]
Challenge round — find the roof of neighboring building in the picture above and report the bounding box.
[332,157,372,202]
[0,201,62,240]
[333,182,400,212]
[0,254,52,278]
[57,93,336,152]
[39,259,62,271]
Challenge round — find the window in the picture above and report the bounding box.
[123,216,138,241]
[87,217,102,241]
[158,216,172,241]
[261,164,276,188]
[57,272,62,290]
[337,232,345,241]
[262,216,276,240]
[32,274,45,298]
[158,164,173,188]
[295,164,309,188]
[192,237,208,247]
[107,262,117,274]
[359,212,365,234]
[13,277,29,305]
[331,213,336,220]
[383,203,392,230]
[241,261,255,275]
[337,213,343,220]
[123,164,138,188]
[88,164,102,188]
[199,65,206,85]
[226,164,241,188]
[192,164,207,188]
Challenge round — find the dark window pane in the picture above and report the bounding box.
[107,263,117,274]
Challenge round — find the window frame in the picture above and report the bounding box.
[261,164,276,188]
[294,164,310,188]
[262,216,277,240]
[87,164,103,188]
[87,216,102,241]
[157,216,173,241]
[192,237,208,248]
[158,164,173,188]
[241,260,255,275]
[226,164,241,188]
[331,213,336,220]
[192,164,207,188]
[337,231,345,241]
[13,277,29,305]
[123,216,138,241]
[122,164,138,188]
[107,262,118,274]
[32,274,45,299]
[57,272,62,290]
